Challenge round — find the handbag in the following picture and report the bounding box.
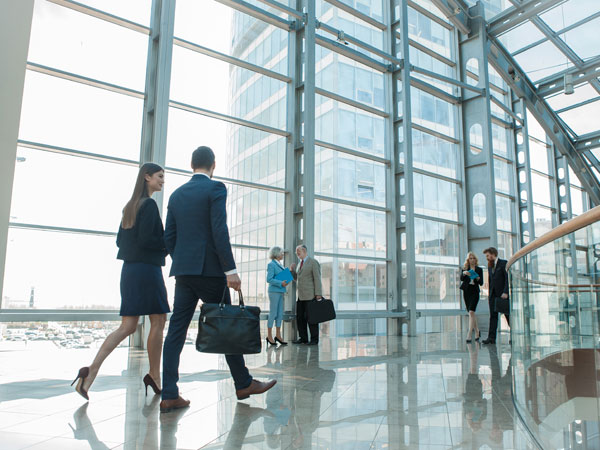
[306,298,336,324]
[196,289,261,355]
[495,296,510,315]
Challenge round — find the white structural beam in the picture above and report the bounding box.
[537,55,600,97]
[487,0,563,36]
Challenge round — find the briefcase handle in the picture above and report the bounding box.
[221,288,245,308]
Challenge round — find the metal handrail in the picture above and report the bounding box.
[506,205,600,270]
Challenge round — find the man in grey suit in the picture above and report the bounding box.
[290,244,322,345]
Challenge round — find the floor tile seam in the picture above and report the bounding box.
[314,372,365,422]
[5,431,57,450]
[367,415,386,449]
[437,358,455,448]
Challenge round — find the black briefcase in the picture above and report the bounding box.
[196,289,261,355]
[495,296,510,315]
[306,298,336,324]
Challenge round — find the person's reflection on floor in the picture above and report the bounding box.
[286,345,336,449]
[68,403,113,450]
[264,346,291,448]
[223,403,274,449]
[488,346,513,446]
[463,343,487,432]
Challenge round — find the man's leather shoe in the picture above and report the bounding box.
[292,339,307,344]
[160,396,190,413]
[236,379,277,400]
[482,339,495,345]
[306,341,318,345]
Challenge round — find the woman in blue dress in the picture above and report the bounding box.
[72,163,170,400]
[266,246,289,346]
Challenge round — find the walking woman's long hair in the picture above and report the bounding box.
[121,163,164,229]
[463,252,479,270]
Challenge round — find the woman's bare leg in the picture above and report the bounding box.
[83,316,139,391]
[147,314,166,385]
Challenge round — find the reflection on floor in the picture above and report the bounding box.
[0,333,538,449]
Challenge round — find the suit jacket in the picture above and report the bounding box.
[266,259,287,293]
[489,258,509,298]
[291,257,322,301]
[164,174,236,277]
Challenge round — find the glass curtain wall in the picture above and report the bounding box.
[1,0,591,337]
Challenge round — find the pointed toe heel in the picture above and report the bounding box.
[143,374,161,396]
[72,367,90,401]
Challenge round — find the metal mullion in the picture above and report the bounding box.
[26,62,145,99]
[411,124,459,144]
[555,96,600,115]
[314,251,389,262]
[576,131,600,152]
[213,0,292,30]
[414,259,463,269]
[490,95,523,125]
[407,39,456,67]
[46,0,150,34]
[315,35,388,72]
[231,243,270,251]
[428,0,470,35]
[163,166,287,193]
[317,23,398,64]
[411,64,484,95]
[488,0,564,36]
[18,140,139,167]
[491,115,513,129]
[313,194,388,213]
[315,87,388,118]
[255,0,303,20]
[173,37,291,83]
[495,191,516,202]
[410,77,460,104]
[411,167,462,186]
[322,0,386,30]
[314,139,390,165]
[169,100,290,137]
[9,222,117,237]
[406,0,453,30]
[412,214,460,227]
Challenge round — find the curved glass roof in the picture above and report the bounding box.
[485,0,600,141]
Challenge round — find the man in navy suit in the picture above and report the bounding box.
[160,146,276,413]
[482,247,510,345]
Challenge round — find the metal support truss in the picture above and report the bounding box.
[429,0,471,35]
[577,131,600,153]
[487,39,600,206]
[394,0,418,335]
[460,2,498,257]
[536,54,600,98]
[214,0,292,30]
[487,0,563,36]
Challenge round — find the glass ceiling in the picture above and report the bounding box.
[488,0,600,140]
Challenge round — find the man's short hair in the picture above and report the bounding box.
[191,146,215,170]
[483,247,498,256]
[296,244,308,251]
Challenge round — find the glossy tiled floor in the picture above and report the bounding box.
[0,332,538,449]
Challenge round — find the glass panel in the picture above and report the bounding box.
[499,20,546,54]
[414,218,459,265]
[407,6,453,60]
[316,47,385,111]
[74,0,152,25]
[174,0,289,74]
[315,95,385,156]
[529,139,549,174]
[10,148,137,232]
[170,46,287,130]
[2,228,122,309]
[531,172,552,206]
[496,195,512,232]
[559,101,600,136]
[411,88,457,138]
[413,173,459,221]
[533,205,553,238]
[165,107,286,187]
[540,0,600,31]
[28,1,149,90]
[315,200,386,259]
[494,159,511,194]
[315,146,386,207]
[472,193,486,226]
[492,123,508,157]
[513,41,570,82]
[412,128,459,179]
[415,265,460,310]
[410,46,456,94]
[19,71,143,161]
[571,187,584,215]
[232,248,269,310]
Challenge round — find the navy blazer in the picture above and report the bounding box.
[489,258,509,298]
[164,174,236,277]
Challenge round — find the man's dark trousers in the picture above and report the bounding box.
[162,275,253,400]
[487,293,510,342]
[296,300,318,343]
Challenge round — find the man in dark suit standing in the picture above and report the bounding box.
[160,146,276,412]
[482,247,510,345]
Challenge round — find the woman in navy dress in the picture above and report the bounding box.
[460,251,483,343]
[73,163,169,400]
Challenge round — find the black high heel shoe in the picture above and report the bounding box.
[72,367,90,401]
[475,331,481,342]
[143,374,161,396]
[266,337,277,346]
[274,337,288,346]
